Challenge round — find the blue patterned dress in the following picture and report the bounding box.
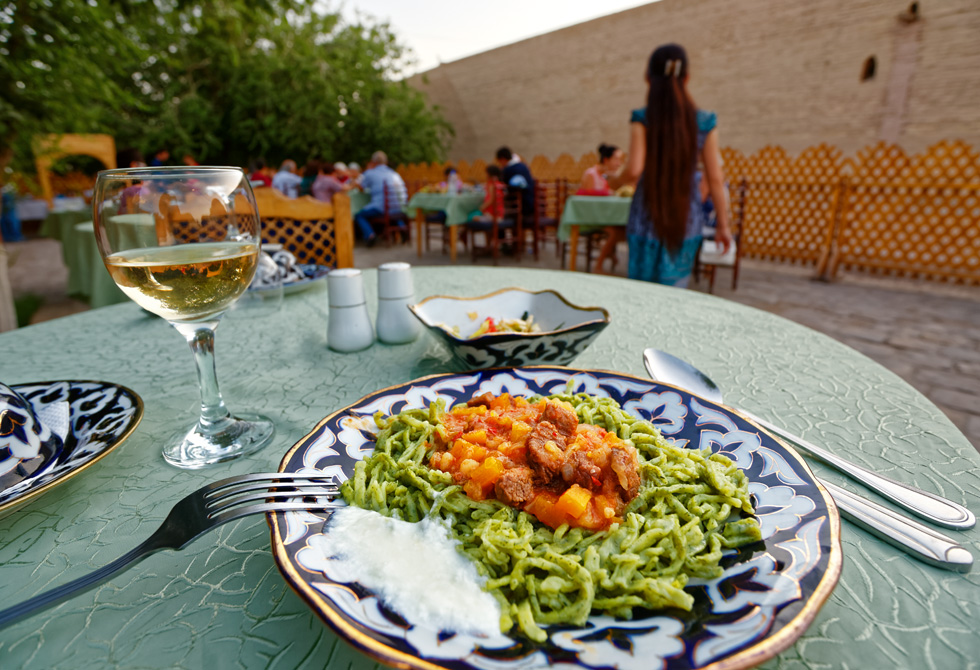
[627,108,717,287]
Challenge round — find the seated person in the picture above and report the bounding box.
[272,159,302,198]
[353,150,408,246]
[495,146,535,218]
[468,165,506,223]
[249,159,273,188]
[299,160,320,197]
[577,143,625,195]
[579,144,627,274]
[312,162,348,203]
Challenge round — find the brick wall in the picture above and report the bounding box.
[408,0,980,162]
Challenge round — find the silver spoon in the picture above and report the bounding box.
[642,348,974,572]
[642,348,974,529]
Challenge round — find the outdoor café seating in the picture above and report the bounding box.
[363,183,410,247]
[464,189,523,264]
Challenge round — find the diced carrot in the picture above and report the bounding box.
[452,405,488,417]
[510,420,533,442]
[555,484,592,519]
[460,457,505,500]
[451,439,487,463]
[525,492,567,529]
[470,457,504,487]
[462,429,487,445]
[490,394,512,411]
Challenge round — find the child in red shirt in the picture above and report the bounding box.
[469,165,505,222]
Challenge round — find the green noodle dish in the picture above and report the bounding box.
[340,385,763,642]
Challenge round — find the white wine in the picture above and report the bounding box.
[105,242,258,321]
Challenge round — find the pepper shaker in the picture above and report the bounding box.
[327,269,375,352]
[376,262,421,345]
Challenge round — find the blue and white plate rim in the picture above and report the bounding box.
[0,380,143,516]
[270,366,843,670]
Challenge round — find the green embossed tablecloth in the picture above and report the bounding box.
[0,267,977,669]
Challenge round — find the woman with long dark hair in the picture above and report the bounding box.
[625,43,731,286]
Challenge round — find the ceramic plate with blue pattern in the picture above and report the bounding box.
[248,263,331,297]
[271,368,842,670]
[0,381,143,518]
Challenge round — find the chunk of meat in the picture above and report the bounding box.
[542,401,578,437]
[495,467,535,507]
[610,446,641,499]
[561,450,602,490]
[526,421,567,483]
[467,392,494,408]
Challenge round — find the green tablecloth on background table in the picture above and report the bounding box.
[557,195,631,241]
[349,190,370,215]
[39,207,90,243]
[558,195,632,272]
[69,214,158,308]
[405,191,485,226]
[40,208,93,296]
[0,266,977,669]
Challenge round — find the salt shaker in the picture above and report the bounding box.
[376,262,421,345]
[327,269,375,352]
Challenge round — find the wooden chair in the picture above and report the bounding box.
[465,187,522,265]
[364,183,410,246]
[253,188,354,268]
[529,180,565,262]
[694,178,745,292]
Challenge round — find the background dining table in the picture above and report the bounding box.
[38,204,95,297]
[0,266,977,669]
[558,195,631,271]
[404,191,485,261]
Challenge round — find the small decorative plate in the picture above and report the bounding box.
[271,368,841,670]
[249,263,330,297]
[409,288,610,369]
[0,381,144,517]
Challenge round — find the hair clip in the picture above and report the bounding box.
[673,61,682,78]
[664,60,674,77]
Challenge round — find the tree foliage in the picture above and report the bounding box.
[0,0,452,174]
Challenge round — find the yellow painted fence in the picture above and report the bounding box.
[399,140,980,285]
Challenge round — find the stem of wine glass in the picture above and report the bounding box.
[171,319,233,432]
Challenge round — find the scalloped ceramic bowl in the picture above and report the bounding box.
[408,288,610,369]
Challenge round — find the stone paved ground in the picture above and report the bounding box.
[6,233,978,452]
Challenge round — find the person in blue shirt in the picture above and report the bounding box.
[495,147,535,217]
[354,151,408,246]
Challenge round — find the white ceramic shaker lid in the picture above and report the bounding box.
[377,262,414,300]
[327,268,366,307]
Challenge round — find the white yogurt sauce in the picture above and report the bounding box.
[323,506,502,637]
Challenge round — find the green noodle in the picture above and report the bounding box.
[339,386,762,642]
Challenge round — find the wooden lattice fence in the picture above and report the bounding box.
[398,140,980,285]
[829,141,980,283]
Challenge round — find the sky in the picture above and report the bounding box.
[336,0,656,75]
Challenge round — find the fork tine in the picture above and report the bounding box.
[205,487,339,513]
[202,473,338,502]
[208,501,340,526]
[202,472,338,497]
[205,480,339,507]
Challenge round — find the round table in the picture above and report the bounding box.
[0,267,976,669]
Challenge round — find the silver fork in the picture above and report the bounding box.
[0,472,339,628]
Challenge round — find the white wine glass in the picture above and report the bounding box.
[92,166,274,468]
